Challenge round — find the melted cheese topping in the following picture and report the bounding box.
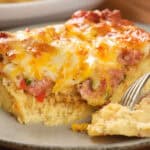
[0,10,150,95]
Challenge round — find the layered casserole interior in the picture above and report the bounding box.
[0,9,150,132]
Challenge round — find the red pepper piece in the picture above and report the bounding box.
[35,91,46,102]
[19,79,27,90]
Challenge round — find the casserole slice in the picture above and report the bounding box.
[0,9,150,125]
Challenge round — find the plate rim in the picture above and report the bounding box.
[0,136,150,150]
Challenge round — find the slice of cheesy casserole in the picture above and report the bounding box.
[0,9,150,125]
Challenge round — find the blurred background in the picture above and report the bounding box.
[0,0,150,29]
[100,0,150,24]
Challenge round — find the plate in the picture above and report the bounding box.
[0,0,103,28]
[0,109,150,150]
[0,23,150,150]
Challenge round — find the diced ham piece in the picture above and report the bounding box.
[19,78,53,102]
[109,69,125,88]
[118,49,143,66]
[78,79,106,100]
[79,69,125,101]
[26,79,51,97]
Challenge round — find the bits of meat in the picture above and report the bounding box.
[70,9,132,25]
[26,79,51,96]
[109,69,125,88]
[19,78,53,102]
[72,10,100,23]
[78,79,106,100]
[118,49,143,66]
[0,32,9,38]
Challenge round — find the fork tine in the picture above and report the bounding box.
[128,73,150,108]
[125,78,143,107]
[121,80,137,105]
[121,73,150,109]
[122,75,143,105]
[121,73,149,107]
[122,77,142,106]
[121,88,133,106]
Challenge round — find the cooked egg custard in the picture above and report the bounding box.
[0,9,150,125]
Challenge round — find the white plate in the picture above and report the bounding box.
[0,0,103,28]
[0,23,150,150]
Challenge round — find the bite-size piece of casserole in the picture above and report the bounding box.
[72,98,150,137]
[0,9,150,125]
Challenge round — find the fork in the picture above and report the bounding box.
[120,73,150,109]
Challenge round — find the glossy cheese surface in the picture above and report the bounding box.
[0,9,150,105]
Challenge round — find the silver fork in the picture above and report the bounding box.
[120,73,150,109]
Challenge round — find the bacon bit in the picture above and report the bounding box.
[72,10,100,23]
[69,9,133,27]
[72,9,121,23]
[100,9,132,25]
[100,9,121,22]
[83,11,100,23]
[129,29,150,42]
[118,49,143,66]
[25,40,56,57]
[0,32,9,39]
